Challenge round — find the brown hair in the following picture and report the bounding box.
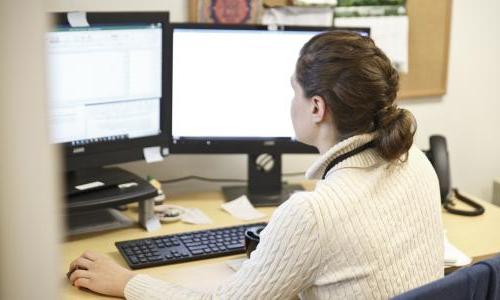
[295,30,416,162]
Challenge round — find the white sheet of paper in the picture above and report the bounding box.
[162,147,170,156]
[158,261,235,293]
[67,11,89,27]
[335,15,409,73]
[221,195,265,221]
[144,216,161,232]
[262,6,334,26]
[225,258,247,272]
[181,208,213,225]
[444,236,472,267]
[143,146,164,163]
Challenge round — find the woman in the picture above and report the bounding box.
[68,31,444,299]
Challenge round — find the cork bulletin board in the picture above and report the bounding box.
[398,0,452,99]
[188,0,453,100]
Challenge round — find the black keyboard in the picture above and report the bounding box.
[116,222,267,269]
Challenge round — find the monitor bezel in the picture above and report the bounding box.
[166,23,370,154]
[50,12,170,171]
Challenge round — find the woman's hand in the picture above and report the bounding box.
[68,250,135,298]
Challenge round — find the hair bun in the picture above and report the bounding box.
[375,107,416,161]
[376,105,399,127]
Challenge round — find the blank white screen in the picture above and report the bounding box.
[171,28,321,139]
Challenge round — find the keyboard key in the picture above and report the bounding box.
[129,256,139,264]
[185,242,201,247]
[226,244,242,250]
[191,249,204,255]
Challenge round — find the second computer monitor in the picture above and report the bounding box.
[168,24,369,154]
[167,24,369,206]
[48,12,170,171]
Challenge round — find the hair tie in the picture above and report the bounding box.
[375,105,399,128]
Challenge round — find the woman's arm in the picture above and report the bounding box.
[70,195,322,300]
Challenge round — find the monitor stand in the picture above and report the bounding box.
[222,153,303,207]
[64,167,159,235]
[65,167,157,210]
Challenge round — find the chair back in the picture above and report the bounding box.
[392,255,500,300]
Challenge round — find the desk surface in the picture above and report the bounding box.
[62,186,500,299]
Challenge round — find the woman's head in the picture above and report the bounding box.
[293,30,415,161]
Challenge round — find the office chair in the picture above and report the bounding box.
[392,255,500,300]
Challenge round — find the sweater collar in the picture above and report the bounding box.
[305,133,382,180]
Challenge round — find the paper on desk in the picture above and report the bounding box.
[335,16,409,73]
[221,195,266,221]
[262,6,334,26]
[144,217,161,232]
[444,235,472,267]
[143,146,164,163]
[225,258,247,272]
[159,261,235,293]
[181,208,213,225]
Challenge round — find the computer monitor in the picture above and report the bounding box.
[47,12,169,212]
[167,24,370,206]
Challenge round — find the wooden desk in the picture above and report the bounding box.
[62,189,500,299]
[442,194,500,262]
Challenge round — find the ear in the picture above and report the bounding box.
[310,95,328,124]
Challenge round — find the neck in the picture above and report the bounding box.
[314,123,339,155]
[317,140,336,155]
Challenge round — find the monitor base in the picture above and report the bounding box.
[222,184,304,207]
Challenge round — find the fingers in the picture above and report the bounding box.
[68,250,97,274]
[74,278,91,289]
[69,269,91,285]
[70,256,92,272]
[82,250,98,261]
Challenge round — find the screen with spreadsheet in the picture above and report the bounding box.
[46,24,162,146]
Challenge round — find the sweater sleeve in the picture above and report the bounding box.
[124,194,322,300]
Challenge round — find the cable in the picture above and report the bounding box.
[283,172,305,177]
[443,188,485,217]
[158,172,307,184]
[159,175,247,184]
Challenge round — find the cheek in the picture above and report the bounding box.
[291,98,307,141]
[290,98,300,127]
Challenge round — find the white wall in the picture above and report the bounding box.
[47,0,500,201]
[401,0,500,202]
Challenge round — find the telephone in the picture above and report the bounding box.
[423,135,485,216]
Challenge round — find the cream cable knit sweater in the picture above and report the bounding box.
[125,133,444,300]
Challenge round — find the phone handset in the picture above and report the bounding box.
[424,135,484,216]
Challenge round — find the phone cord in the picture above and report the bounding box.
[443,188,485,216]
